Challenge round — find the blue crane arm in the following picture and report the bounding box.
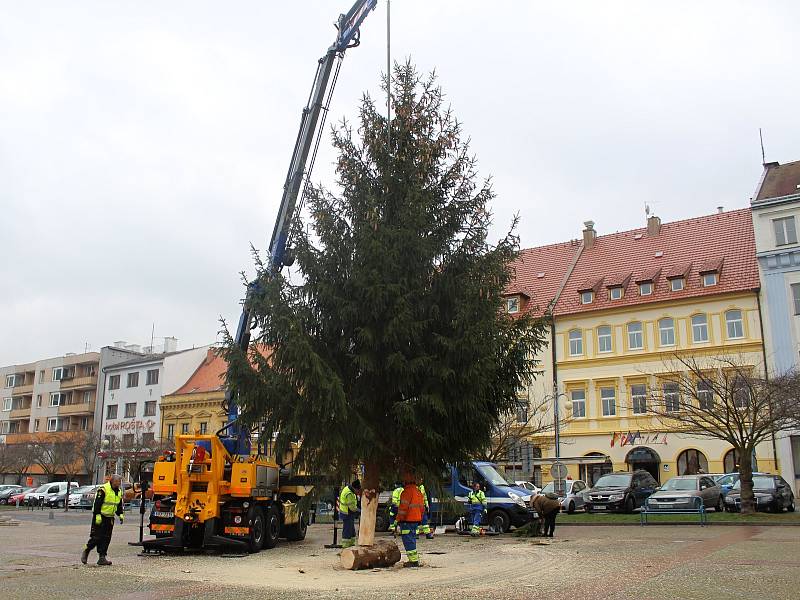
[221,0,377,455]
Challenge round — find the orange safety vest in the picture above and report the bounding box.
[397,484,425,523]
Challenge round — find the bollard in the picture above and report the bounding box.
[48,510,54,521]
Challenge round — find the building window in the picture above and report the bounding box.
[597,326,612,353]
[122,433,134,447]
[670,278,684,292]
[791,437,800,479]
[792,284,800,316]
[181,423,189,435]
[658,317,675,346]
[50,392,65,407]
[600,387,616,416]
[580,291,593,305]
[773,216,797,246]
[568,329,583,356]
[627,321,643,350]
[200,422,208,434]
[146,369,159,385]
[38,370,45,383]
[2,397,10,411]
[515,400,529,424]
[609,287,623,300]
[143,432,155,444]
[506,297,520,314]
[697,380,713,410]
[144,401,156,417]
[47,417,63,432]
[83,391,91,404]
[109,375,120,390]
[691,314,709,342]
[725,310,743,339]
[36,394,42,408]
[127,372,139,388]
[106,405,118,420]
[167,424,175,440]
[733,378,750,408]
[125,403,136,418]
[702,272,718,287]
[631,384,647,414]
[570,389,586,418]
[34,419,40,432]
[80,417,89,430]
[52,367,64,381]
[663,382,680,412]
[639,282,653,296]
[677,449,709,475]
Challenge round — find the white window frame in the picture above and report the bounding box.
[725,310,744,339]
[52,367,64,381]
[597,326,613,353]
[773,216,798,246]
[627,321,643,350]
[109,374,120,390]
[570,389,586,418]
[600,387,616,416]
[50,392,65,407]
[200,422,208,434]
[609,287,623,300]
[702,272,718,287]
[2,397,11,411]
[47,417,61,432]
[506,297,520,314]
[697,381,713,410]
[664,383,680,412]
[639,282,653,296]
[631,384,647,414]
[34,419,40,432]
[146,369,159,386]
[659,318,675,346]
[36,394,42,408]
[580,291,593,305]
[670,278,684,292]
[568,329,583,356]
[691,314,709,343]
[5,375,15,388]
[0,421,8,434]
[80,416,89,431]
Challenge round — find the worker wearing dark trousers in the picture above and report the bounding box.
[532,493,562,538]
[81,474,124,566]
[397,474,425,567]
[467,482,487,536]
[388,484,403,534]
[417,483,433,539]
[338,479,361,548]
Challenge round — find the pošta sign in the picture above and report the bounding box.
[105,419,157,432]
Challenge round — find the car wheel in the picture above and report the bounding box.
[624,496,635,514]
[788,498,795,513]
[716,496,723,512]
[488,509,511,534]
[567,501,575,514]
[585,505,593,514]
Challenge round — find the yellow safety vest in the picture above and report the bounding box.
[99,482,123,517]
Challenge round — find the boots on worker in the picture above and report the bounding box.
[403,561,420,568]
[80,548,89,564]
[96,555,112,566]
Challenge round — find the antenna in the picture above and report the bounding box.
[759,128,766,165]
[150,323,155,354]
[645,203,651,217]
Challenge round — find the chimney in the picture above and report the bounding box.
[582,220,596,249]
[125,344,141,353]
[717,206,724,213]
[163,337,178,353]
[647,215,661,236]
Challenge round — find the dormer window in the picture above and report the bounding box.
[580,291,594,305]
[702,272,718,287]
[609,287,623,301]
[639,282,653,296]
[506,296,520,313]
[670,278,684,292]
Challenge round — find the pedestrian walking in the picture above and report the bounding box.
[531,492,562,538]
[338,479,361,548]
[467,482,487,537]
[81,474,124,566]
[417,483,433,539]
[397,474,426,567]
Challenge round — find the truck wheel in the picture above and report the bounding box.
[488,509,510,534]
[247,508,266,553]
[263,505,281,549]
[375,511,388,532]
[285,512,308,541]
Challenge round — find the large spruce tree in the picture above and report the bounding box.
[222,64,546,542]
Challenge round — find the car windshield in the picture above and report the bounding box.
[476,464,514,486]
[542,481,571,494]
[716,474,736,486]
[33,484,50,493]
[661,478,697,491]
[594,474,632,487]
[733,476,775,490]
[72,486,92,494]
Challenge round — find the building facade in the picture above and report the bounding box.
[751,159,800,495]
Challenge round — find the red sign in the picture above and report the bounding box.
[105,419,156,432]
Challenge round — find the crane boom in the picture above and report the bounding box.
[222,0,377,455]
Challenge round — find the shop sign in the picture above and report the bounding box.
[611,430,668,447]
[105,419,156,432]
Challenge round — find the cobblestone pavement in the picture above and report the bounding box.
[1,508,798,600]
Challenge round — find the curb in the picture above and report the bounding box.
[556,521,800,527]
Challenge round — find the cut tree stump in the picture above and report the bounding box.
[340,540,401,570]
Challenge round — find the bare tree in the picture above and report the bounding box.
[75,432,104,485]
[647,354,800,514]
[7,444,34,486]
[31,439,61,483]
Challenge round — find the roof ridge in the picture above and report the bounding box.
[591,208,750,243]
[519,239,581,253]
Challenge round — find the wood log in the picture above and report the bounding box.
[340,539,402,570]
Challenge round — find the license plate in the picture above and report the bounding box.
[152,511,174,518]
[593,505,607,511]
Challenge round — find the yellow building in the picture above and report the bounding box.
[160,349,227,441]
[508,210,777,486]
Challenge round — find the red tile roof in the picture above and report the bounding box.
[504,241,582,316]
[552,208,759,316]
[755,160,800,201]
[173,348,226,395]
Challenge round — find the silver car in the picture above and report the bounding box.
[646,475,723,512]
[541,479,588,514]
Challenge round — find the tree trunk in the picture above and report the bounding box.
[738,449,755,515]
[357,462,380,547]
[340,539,401,570]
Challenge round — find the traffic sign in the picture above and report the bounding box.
[550,461,568,480]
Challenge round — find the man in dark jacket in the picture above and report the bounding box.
[81,475,124,566]
[532,492,562,538]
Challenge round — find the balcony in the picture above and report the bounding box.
[59,401,94,416]
[9,407,31,419]
[12,383,34,395]
[60,375,98,390]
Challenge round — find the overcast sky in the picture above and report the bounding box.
[1,1,798,366]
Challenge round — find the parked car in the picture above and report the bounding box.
[0,485,23,504]
[585,470,658,513]
[0,484,21,493]
[79,485,104,510]
[25,482,79,506]
[715,472,767,499]
[514,481,541,494]
[724,475,796,512]
[646,475,723,512]
[47,485,94,509]
[540,479,587,513]
[7,488,35,505]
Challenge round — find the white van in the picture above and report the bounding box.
[24,481,80,505]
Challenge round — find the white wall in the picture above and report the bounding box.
[162,346,211,395]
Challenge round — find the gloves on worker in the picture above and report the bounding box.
[94,514,102,525]
[118,514,124,524]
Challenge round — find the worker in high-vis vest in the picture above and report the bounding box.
[417,483,433,539]
[397,474,425,567]
[466,481,487,537]
[388,483,403,534]
[81,474,124,566]
[338,479,361,548]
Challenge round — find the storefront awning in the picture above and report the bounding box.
[530,455,611,466]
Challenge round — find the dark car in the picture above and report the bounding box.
[585,470,658,513]
[724,475,796,512]
[0,485,23,504]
